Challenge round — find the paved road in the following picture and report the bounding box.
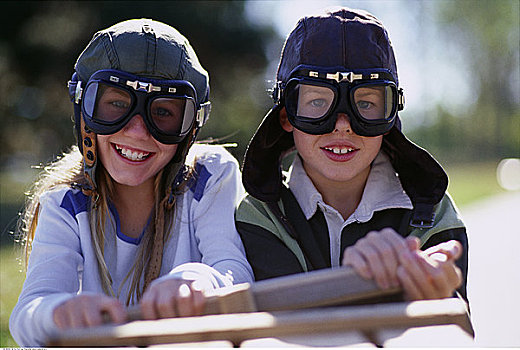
[462,190,520,346]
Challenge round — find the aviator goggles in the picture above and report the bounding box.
[70,69,211,144]
[273,67,404,136]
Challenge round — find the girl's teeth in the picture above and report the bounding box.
[115,145,150,161]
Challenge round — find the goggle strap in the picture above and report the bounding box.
[197,101,211,127]
[67,79,83,104]
[272,81,283,104]
[398,88,405,111]
[80,117,98,193]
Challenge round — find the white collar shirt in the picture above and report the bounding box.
[286,151,413,267]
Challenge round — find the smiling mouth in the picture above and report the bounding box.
[322,146,356,155]
[114,144,151,161]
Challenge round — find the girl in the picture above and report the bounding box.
[10,18,253,346]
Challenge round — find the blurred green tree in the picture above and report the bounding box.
[0,1,277,170]
[409,0,520,164]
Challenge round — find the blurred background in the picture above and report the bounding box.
[1,0,518,347]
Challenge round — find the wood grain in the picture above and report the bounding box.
[48,298,473,347]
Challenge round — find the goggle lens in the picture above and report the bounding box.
[83,80,197,142]
[288,82,395,123]
[91,84,132,123]
[294,84,334,119]
[150,97,195,135]
[352,85,395,121]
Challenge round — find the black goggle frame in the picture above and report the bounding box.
[273,66,404,136]
[70,69,211,144]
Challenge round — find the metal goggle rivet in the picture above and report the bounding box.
[126,80,162,93]
[326,72,363,83]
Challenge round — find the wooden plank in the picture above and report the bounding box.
[125,266,401,321]
[47,298,473,347]
[249,266,401,311]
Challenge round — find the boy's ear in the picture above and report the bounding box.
[279,107,294,132]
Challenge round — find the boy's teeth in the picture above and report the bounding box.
[325,147,354,155]
[115,145,150,161]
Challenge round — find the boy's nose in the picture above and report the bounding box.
[334,113,353,133]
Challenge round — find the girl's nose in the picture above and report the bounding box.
[334,113,353,134]
[122,114,151,139]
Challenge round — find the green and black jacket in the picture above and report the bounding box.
[236,184,468,301]
[238,125,470,303]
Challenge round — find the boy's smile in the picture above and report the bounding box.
[321,142,358,162]
[282,111,382,187]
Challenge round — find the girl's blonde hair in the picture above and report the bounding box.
[18,145,184,305]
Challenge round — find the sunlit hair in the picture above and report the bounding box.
[17,145,186,305]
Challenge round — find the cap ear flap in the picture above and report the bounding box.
[279,107,294,132]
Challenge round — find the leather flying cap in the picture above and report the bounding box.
[75,18,209,105]
[276,8,398,85]
[242,7,448,218]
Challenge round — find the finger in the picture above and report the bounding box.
[418,256,462,298]
[156,288,178,319]
[405,236,420,251]
[140,288,159,320]
[101,298,127,324]
[371,229,408,287]
[342,247,372,280]
[83,305,103,327]
[175,283,194,317]
[66,298,90,329]
[53,304,72,329]
[190,286,205,315]
[408,252,442,299]
[399,250,436,299]
[356,236,391,289]
[396,265,423,300]
[424,240,462,261]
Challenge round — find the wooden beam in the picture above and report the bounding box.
[124,266,402,321]
[47,298,473,347]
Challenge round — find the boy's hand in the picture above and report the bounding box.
[342,228,463,300]
[139,278,205,319]
[53,294,126,329]
[342,228,414,290]
[397,240,463,300]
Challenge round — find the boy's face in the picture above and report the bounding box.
[281,109,382,187]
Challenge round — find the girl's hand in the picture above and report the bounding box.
[139,278,205,319]
[53,294,126,329]
[342,228,415,290]
[397,240,463,300]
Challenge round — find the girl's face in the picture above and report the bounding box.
[281,110,382,189]
[97,114,178,188]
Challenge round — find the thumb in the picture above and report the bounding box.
[405,236,420,251]
[425,240,462,262]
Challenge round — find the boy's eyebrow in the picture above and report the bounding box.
[355,87,385,95]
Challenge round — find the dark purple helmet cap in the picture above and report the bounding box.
[242,7,447,214]
[276,8,398,85]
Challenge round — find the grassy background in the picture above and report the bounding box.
[0,161,507,346]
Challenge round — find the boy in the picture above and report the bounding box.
[236,8,468,302]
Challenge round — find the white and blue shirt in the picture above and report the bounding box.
[10,144,254,346]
